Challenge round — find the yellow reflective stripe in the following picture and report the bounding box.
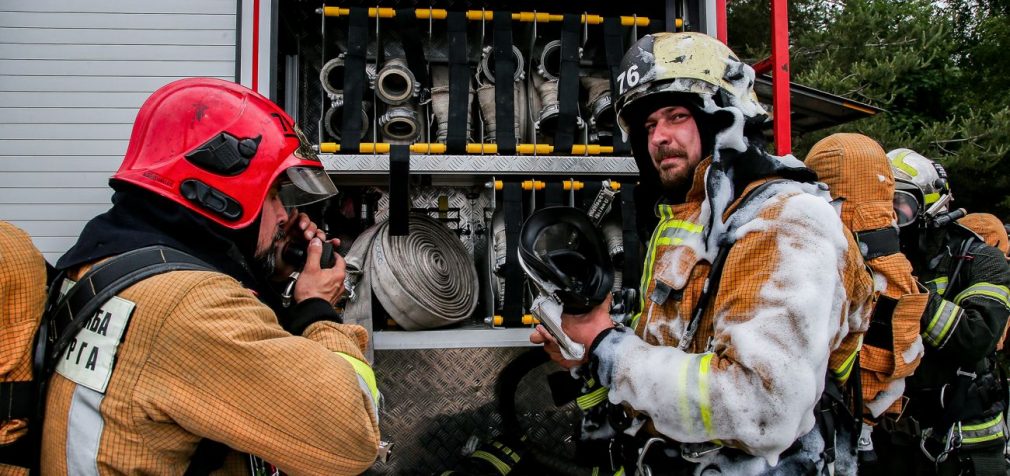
[490,441,521,463]
[664,219,704,234]
[591,468,599,476]
[831,344,860,383]
[892,150,918,177]
[923,192,940,205]
[471,450,511,475]
[655,237,684,246]
[922,300,961,348]
[577,386,609,410]
[615,468,625,476]
[929,277,949,296]
[962,431,1004,445]
[963,413,1002,432]
[698,353,715,437]
[336,353,379,407]
[677,356,691,431]
[961,414,1006,445]
[954,283,1010,307]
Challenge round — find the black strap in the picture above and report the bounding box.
[183,439,231,476]
[446,12,469,153]
[620,182,641,296]
[603,17,630,154]
[0,381,34,421]
[544,182,564,207]
[493,12,517,153]
[395,9,430,96]
[502,182,524,324]
[682,180,788,346]
[389,144,411,236]
[855,227,901,260]
[45,246,212,372]
[553,14,582,153]
[340,8,369,151]
[863,295,898,350]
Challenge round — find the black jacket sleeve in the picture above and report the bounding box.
[924,244,1010,366]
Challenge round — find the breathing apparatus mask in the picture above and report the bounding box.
[518,207,614,360]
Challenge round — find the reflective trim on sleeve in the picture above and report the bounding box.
[922,299,963,349]
[336,352,380,408]
[953,282,1010,308]
[928,277,948,296]
[961,413,1007,446]
[471,450,511,475]
[577,386,610,410]
[698,353,715,437]
[830,344,860,383]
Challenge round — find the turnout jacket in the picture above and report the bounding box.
[904,223,1010,446]
[592,160,873,463]
[0,221,48,474]
[41,265,381,474]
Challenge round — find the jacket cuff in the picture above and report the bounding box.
[589,325,632,387]
[285,298,341,335]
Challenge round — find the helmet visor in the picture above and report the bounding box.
[278,166,338,208]
[893,190,920,227]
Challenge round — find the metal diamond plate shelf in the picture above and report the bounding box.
[321,153,640,176]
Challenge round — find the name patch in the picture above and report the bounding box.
[55,279,136,393]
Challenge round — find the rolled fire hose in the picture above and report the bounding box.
[477,45,527,143]
[375,57,419,105]
[324,97,371,141]
[490,209,507,310]
[580,75,615,136]
[379,104,422,143]
[430,65,473,143]
[320,55,346,97]
[601,216,625,291]
[344,214,479,358]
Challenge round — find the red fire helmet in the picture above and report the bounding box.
[112,78,337,229]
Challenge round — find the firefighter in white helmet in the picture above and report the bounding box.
[530,32,873,474]
[863,149,1010,476]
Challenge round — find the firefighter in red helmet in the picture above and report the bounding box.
[41,78,380,474]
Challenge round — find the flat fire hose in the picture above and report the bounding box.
[343,214,479,360]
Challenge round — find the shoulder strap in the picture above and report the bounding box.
[41,246,212,375]
[35,246,234,474]
[681,179,789,348]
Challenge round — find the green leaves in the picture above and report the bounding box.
[730,0,1010,219]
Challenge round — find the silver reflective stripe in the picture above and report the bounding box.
[962,413,1007,446]
[67,385,104,475]
[954,282,1010,307]
[922,299,962,349]
[355,375,379,422]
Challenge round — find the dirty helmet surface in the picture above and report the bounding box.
[518,207,614,315]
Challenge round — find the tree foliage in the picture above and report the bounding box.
[728,0,1010,219]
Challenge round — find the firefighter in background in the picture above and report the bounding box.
[531,32,873,474]
[0,222,48,474]
[866,149,1010,475]
[959,213,1010,260]
[805,133,929,465]
[41,78,380,474]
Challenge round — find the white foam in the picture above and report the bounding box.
[903,335,925,365]
[865,379,907,418]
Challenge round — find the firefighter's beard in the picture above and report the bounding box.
[254,228,286,277]
[652,145,699,198]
